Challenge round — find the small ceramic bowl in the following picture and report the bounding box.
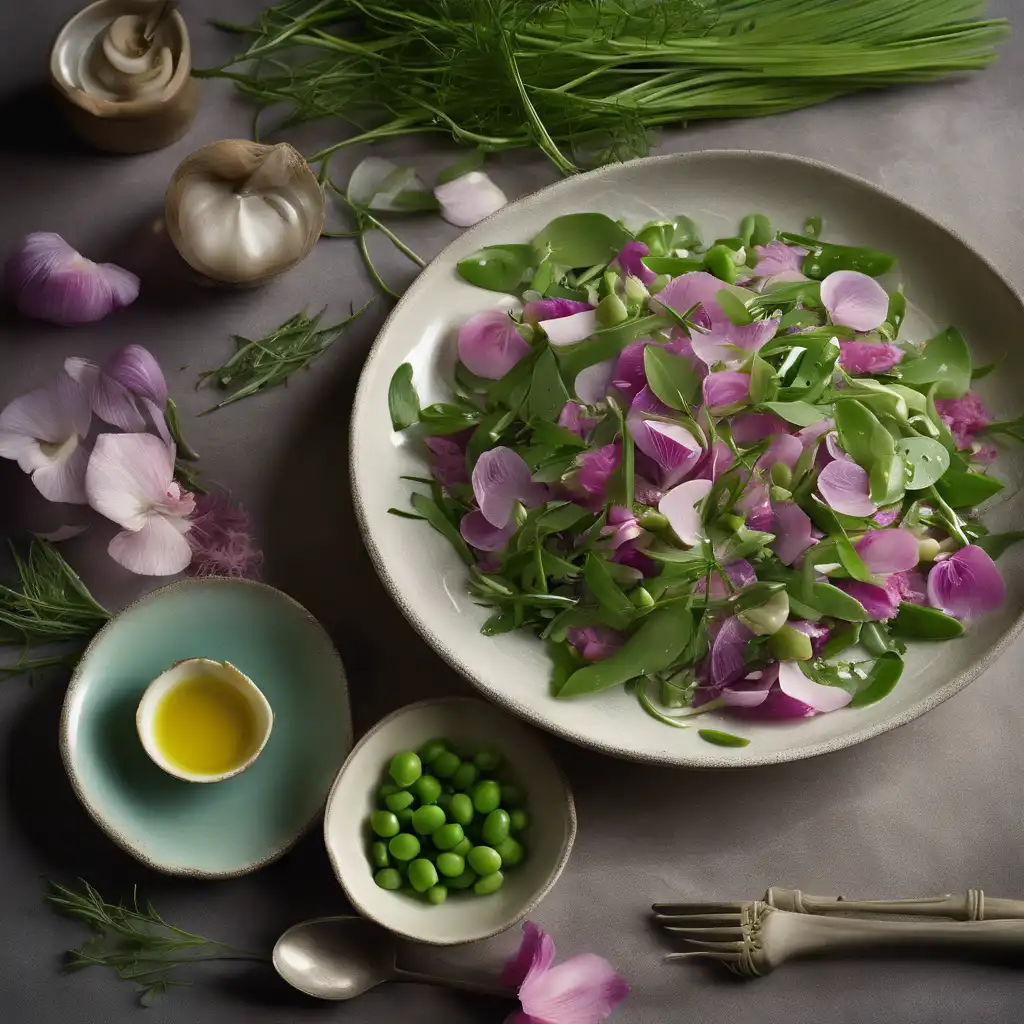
[324,697,576,946]
[136,658,275,784]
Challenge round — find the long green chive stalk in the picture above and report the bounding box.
[199,0,1008,174]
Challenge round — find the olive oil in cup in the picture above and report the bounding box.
[136,658,274,783]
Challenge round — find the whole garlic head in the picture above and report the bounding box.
[164,140,325,285]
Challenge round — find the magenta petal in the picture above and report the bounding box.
[695,559,756,600]
[702,370,750,410]
[820,270,889,332]
[771,500,817,565]
[751,241,805,277]
[732,412,788,446]
[837,579,900,620]
[789,619,831,656]
[628,418,702,488]
[558,402,596,438]
[567,625,625,662]
[653,271,724,320]
[614,240,656,285]
[502,921,556,990]
[710,616,753,687]
[762,433,803,472]
[577,443,621,500]
[934,393,990,450]
[523,298,592,323]
[471,446,540,528]
[519,953,629,1024]
[460,509,516,551]
[778,661,852,712]
[854,528,919,575]
[891,569,927,604]
[926,545,1005,620]
[659,478,712,546]
[612,342,649,402]
[458,310,529,379]
[426,436,468,486]
[692,440,736,482]
[838,341,904,375]
[817,460,876,516]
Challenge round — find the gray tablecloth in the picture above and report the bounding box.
[2,2,1023,1021]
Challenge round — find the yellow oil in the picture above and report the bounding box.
[153,675,259,776]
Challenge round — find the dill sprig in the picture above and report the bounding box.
[198,301,374,411]
[48,881,268,1007]
[198,0,1008,174]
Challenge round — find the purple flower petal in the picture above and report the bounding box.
[820,270,889,332]
[778,661,852,712]
[692,440,736,482]
[695,559,756,600]
[502,921,556,990]
[627,392,703,489]
[854,528,919,575]
[817,460,876,516]
[836,579,900,620]
[519,952,629,1024]
[567,625,625,662]
[702,370,750,411]
[614,240,656,285]
[104,344,168,408]
[824,432,851,464]
[574,359,615,405]
[458,310,529,379]
[751,241,805,277]
[926,544,1005,620]
[710,616,753,687]
[540,310,598,347]
[576,443,621,501]
[890,569,928,604]
[762,433,803,472]
[557,402,596,438]
[471,446,542,528]
[796,418,833,450]
[523,298,592,323]
[721,670,775,708]
[732,412,789,446]
[426,436,468,486]
[838,341,904,375]
[771,500,817,565]
[658,477,712,546]
[873,507,900,527]
[934,393,990,450]
[460,509,516,551]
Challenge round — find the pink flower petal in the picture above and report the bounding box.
[694,559,756,600]
[771,500,816,565]
[837,579,899,620]
[762,433,803,472]
[540,310,597,347]
[434,171,507,227]
[838,341,903,375]
[926,544,1005,620]
[85,433,178,530]
[558,402,596,437]
[523,298,592,323]
[576,443,621,500]
[627,390,703,488]
[567,625,625,662]
[796,418,833,450]
[710,616,753,687]
[934,393,990,450]
[108,514,192,576]
[732,412,788,446]
[721,665,775,707]
[458,310,530,379]
[689,316,778,368]
[460,509,516,551]
[692,440,736,482]
[854,528,919,575]
[751,241,805,277]
[614,241,656,285]
[426,436,468,487]
[820,271,889,332]
[31,440,90,504]
[653,271,724,321]
[702,370,750,410]
[502,922,556,990]
[520,953,628,1024]
[891,569,927,604]
[817,460,876,516]
[658,477,712,546]
[471,446,541,528]
[778,661,852,712]
[824,432,851,463]
[186,490,262,579]
[574,359,615,405]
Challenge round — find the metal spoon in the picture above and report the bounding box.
[272,916,514,1001]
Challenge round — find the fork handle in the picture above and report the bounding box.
[765,887,1024,921]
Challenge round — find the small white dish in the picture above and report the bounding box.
[136,657,274,784]
[324,697,576,946]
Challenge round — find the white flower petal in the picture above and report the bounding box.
[31,437,89,504]
[108,515,192,576]
[86,433,176,529]
[434,171,507,227]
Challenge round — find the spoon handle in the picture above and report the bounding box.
[392,966,515,999]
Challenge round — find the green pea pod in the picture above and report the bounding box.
[767,625,813,661]
[702,244,740,283]
[457,244,536,293]
[783,577,869,621]
[888,603,964,640]
[790,237,896,279]
[583,554,634,626]
[859,622,896,657]
[636,220,675,257]
[848,652,904,708]
[558,604,694,698]
[738,214,772,249]
[820,622,862,658]
[641,255,704,276]
[698,729,750,748]
[887,289,907,337]
[672,215,703,251]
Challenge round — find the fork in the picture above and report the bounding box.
[655,902,1024,977]
[654,887,1024,922]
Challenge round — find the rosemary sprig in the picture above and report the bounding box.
[198,301,374,411]
[49,881,268,1007]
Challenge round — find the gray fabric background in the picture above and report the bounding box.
[1,2,1023,1021]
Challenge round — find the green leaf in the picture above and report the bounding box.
[532,213,633,269]
[935,467,1004,509]
[557,314,668,381]
[898,327,971,398]
[834,399,893,471]
[387,363,420,431]
[974,531,1024,559]
[716,288,752,325]
[535,501,592,535]
[972,359,1002,380]
[644,346,700,411]
[698,729,750,748]
[748,355,775,406]
[348,158,438,213]
[558,604,693,697]
[821,622,862,658]
[530,421,588,449]
[783,577,869,621]
[777,336,840,403]
[895,436,950,490]
[457,245,536,293]
[889,603,964,640]
[528,347,570,421]
[583,554,634,625]
[436,148,485,185]
[886,289,907,337]
[869,450,907,507]
[848,652,904,707]
[759,401,827,427]
[410,493,474,566]
[418,402,483,435]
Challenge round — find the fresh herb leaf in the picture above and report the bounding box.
[698,728,750,748]
[643,345,700,411]
[528,347,570,421]
[532,214,633,268]
[899,327,971,398]
[388,363,420,430]
[888,603,964,639]
[457,245,536,293]
[410,493,475,566]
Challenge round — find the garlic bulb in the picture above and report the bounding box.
[164,140,325,285]
[88,13,175,100]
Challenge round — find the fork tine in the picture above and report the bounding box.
[652,901,746,915]
[653,913,743,927]
[683,938,746,951]
[665,951,743,962]
[662,926,744,941]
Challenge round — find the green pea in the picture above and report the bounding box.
[495,837,524,868]
[388,833,421,861]
[426,884,448,906]
[468,845,502,875]
[413,775,442,805]
[407,858,439,893]
[432,751,461,779]
[370,810,400,838]
[374,868,403,890]
[473,871,504,896]
[389,751,422,788]
[499,785,523,808]
[452,762,479,791]
[432,823,465,851]
[395,807,415,829]
[437,852,465,878]
[412,805,446,835]
[451,837,473,857]
[471,780,501,814]
[482,809,511,846]
[448,793,474,827]
[418,738,448,765]
[473,748,502,773]
[385,790,415,813]
[370,841,390,869]
[509,809,529,833]
[446,869,477,890]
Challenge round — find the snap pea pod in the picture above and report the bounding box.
[778,232,896,278]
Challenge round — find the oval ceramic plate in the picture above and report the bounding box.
[351,150,1024,768]
[61,578,352,876]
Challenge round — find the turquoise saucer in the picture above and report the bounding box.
[60,578,352,877]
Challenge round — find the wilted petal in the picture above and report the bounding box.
[838,341,903,375]
[458,310,530,379]
[854,528,919,575]
[520,953,629,1024]
[934,393,990,450]
[837,579,900,620]
[751,241,805,277]
[821,271,889,332]
[702,371,749,410]
[659,478,712,546]
[574,359,615,405]
[817,460,876,516]
[502,922,556,990]
[460,509,516,551]
[85,433,177,530]
[108,514,192,576]
[614,241,656,285]
[540,310,597,347]
[926,545,1005,620]
[771,500,816,565]
[435,171,507,227]
[778,661,852,712]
